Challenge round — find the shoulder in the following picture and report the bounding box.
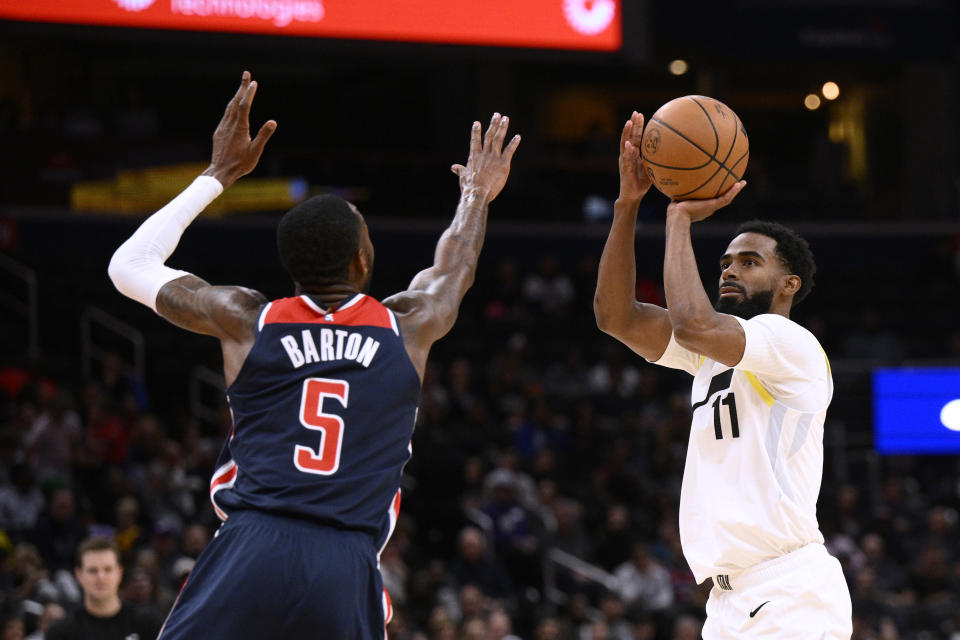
[737,314,823,353]
[382,290,435,333]
[382,290,430,315]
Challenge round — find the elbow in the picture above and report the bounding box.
[107,246,126,290]
[593,294,622,335]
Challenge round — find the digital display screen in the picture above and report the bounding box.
[0,0,621,51]
[873,368,960,454]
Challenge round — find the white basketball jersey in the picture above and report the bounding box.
[651,313,832,584]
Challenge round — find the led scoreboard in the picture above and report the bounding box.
[0,0,621,51]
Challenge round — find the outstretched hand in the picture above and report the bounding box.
[203,70,277,189]
[667,180,747,223]
[619,111,652,203]
[451,113,521,202]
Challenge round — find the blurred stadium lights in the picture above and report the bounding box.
[822,81,840,100]
[668,59,689,76]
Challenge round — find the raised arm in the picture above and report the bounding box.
[594,111,673,361]
[662,182,747,367]
[107,71,276,385]
[384,113,520,378]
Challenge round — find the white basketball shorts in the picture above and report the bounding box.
[702,543,852,639]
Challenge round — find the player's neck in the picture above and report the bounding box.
[769,298,792,318]
[295,283,361,310]
[85,594,122,618]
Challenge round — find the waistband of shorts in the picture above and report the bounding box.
[714,543,827,592]
[224,509,376,544]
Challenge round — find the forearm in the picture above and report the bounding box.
[433,189,490,274]
[107,176,223,311]
[594,198,641,326]
[663,210,716,334]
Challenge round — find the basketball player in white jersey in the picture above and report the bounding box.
[594,111,852,639]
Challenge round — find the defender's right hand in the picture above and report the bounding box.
[450,113,521,202]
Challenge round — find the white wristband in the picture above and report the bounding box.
[108,176,224,312]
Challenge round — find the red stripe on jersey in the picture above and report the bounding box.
[210,462,237,489]
[383,587,393,625]
[392,489,402,517]
[209,461,238,521]
[263,295,394,330]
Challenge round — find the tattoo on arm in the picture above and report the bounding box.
[156,275,265,341]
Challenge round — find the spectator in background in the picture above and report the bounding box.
[177,523,209,561]
[29,489,86,574]
[24,602,65,640]
[0,464,45,542]
[593,505,634,572]
[46,538,161,640]
[23,392,82,485]
[448,526,512,602]
[112,497,141,565]
[9,543,75,607]
[859,533,913,610]
[523,254,575,317]
[119,566,167,619]
[613,543,673,613]
[671,615,702,640]
[1,617,25,640]
[480,470,544,589]
[487,607,522,640]
[533,617,561,640]
[595,591,632,640]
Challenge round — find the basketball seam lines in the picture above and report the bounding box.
[650,114,741,184]
[670,140,745,199]
[648,100,747,197]
[713,109,740,196]
[688,97,720,156]
[687,96,742,188]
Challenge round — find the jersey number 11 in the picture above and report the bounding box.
[712,393,739,440]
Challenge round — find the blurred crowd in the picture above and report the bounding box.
[1,253,959,640]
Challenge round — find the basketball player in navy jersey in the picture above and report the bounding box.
[108,71,520,639]
[595,112,851,638]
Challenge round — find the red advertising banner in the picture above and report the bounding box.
[0,0,621,51]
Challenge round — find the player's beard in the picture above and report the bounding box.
[715,286,774,319]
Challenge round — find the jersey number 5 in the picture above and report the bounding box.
[295,378,349,475]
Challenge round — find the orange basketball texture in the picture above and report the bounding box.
[640,96,749,200]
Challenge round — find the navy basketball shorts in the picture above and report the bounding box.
[158,510,389,640]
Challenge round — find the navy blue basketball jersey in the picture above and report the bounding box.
[210,293,420,550]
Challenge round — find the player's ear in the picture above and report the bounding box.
[353,248,369,278]
[783,274,801,297]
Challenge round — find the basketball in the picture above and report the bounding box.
[641,95,749,200]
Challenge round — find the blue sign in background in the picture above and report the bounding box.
[873,368,960,454]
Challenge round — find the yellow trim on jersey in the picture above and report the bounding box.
[744,371,775,407]
[697,355,706,370]
[820,347,832,377]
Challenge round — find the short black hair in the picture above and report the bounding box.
[277,195,362,290]
[76,537,121,567]
[735,220,816,306]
